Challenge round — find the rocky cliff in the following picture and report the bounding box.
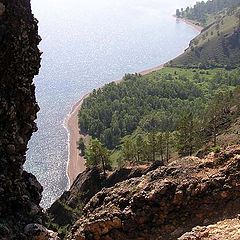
[0,0,43,239]
[66,146,240,240]
[48,162,163,228]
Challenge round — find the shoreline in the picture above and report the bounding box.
[64,93,89,186]
[173,15,204,32]
[66,17,203,187]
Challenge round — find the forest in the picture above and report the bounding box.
[78,67,240,170]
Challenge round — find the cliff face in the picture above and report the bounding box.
[67,146,240,240]
[0,0,43,239]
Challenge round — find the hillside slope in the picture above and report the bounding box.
[170,8,240,68]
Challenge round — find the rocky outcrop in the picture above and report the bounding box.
[48,162,163,228]
[67,146,240,240]
[0,0,43,239]
[48,168,103,227]
[178,218,240,240]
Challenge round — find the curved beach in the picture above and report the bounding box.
[66,19,204,187]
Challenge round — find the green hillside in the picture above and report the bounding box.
[179,0,240,26]
[170,7,240,68]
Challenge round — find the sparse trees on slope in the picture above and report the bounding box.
[148,133,157,162]
[122,137,137,163]
[204,92,232,146]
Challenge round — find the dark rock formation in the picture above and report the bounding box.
[48,168,103,227]
[66,146,240,240]
[0,0,43,239]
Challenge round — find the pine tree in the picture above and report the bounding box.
[176,110,200,156]
[85,139,111,175]
[204,92,231,147]
[148,133,157,162]
[176,9,181,18]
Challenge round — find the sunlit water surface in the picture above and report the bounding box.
[25,0,200,208]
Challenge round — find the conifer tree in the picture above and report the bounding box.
[176,110,200,156]
[85,139,111,175]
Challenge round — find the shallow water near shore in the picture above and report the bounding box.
[25,0,200,208]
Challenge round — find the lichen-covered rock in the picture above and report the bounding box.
[67,146,240,240]
[0,0,42,239]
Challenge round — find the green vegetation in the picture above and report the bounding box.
[45,200,81,239]
[120,131,172,164]
[177,0,240,26]
[172,3,240,68]
[85,138,111,175]
[79,67,240,166]
[77,137,85,156]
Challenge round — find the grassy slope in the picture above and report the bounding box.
[170,8,240,67]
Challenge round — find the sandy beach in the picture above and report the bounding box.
[66,18,203,187]
[65,93,89,186]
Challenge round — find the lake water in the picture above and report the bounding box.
[25,0,200,208]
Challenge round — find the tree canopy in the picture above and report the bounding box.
[79,67,240,153]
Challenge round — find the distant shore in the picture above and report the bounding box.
[174,15,204,32]
[66,16,203,187]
